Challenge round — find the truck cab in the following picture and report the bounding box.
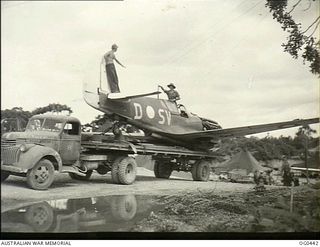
[1,114,82,189]
[1,114,138,190]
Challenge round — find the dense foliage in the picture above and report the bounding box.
[216,134,318,161]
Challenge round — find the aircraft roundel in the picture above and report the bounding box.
[146,105,155,119]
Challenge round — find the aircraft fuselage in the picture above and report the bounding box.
[97,93,205,136]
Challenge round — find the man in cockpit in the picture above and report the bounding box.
[159,83,181,104]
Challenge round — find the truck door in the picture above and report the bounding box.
[59,121,81,164]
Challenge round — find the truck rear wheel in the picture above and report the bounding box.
[111,156,126,184]
[69,170,93,181]
[154,161,173,179]
[27,159,55,190]
[1,171,10,182]
[117,157,137,185]
[191,160,210,181]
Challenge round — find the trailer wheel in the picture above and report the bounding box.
[117,157,137,185]
[1,171,10,182]
[154,161,173,179]
[111,195,137,221]
[191,164,198,181]
[27,159,55,190]
[24,202,54,232]
[69,170,93,181]
[191,160,210,181]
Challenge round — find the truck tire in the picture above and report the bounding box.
[111,156,126,184]
[154,161,172,179]
[191,160,210,181]
[111,195,137,221]
[117,157,137,185]
[69,170,93,181]
[1,171,10,182]
[191,164,198,181]
[24,202,54,232]
[27,159,55,190]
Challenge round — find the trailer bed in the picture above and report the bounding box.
[81,139,217,159]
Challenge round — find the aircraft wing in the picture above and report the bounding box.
[174,118,319,140]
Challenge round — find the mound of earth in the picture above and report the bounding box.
[130,184,320,232]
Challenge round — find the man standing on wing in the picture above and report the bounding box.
[101,44,126,93]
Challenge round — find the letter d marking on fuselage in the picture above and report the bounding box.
[133,103,143,119]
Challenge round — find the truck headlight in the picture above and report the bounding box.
[19,144,27,152]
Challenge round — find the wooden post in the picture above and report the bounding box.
[305,135,310,184]
[99,64,102,90]
[290,184,294,213]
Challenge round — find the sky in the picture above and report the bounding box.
[1,0,319,137]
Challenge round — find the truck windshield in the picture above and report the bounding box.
[26,118,64,132]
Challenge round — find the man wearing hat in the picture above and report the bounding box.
[159,83,181,103]
[101,44,126,93]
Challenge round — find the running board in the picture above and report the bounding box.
[61,166,87,176]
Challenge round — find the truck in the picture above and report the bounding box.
[1,114,217,190]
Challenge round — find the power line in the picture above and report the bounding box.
[163,0,251,65]
[198,6,270,81]
[165,0,264,67]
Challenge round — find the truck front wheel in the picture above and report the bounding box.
[191,160,210,181]
[27,159,55,190]
[1,171,10,182]
[154,161,172,179]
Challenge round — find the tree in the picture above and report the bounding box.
[1,103,73,133]
[31,103,73,115]
[266,0,320,76]
[1,108,32,132]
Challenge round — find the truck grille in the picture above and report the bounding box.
[1,140,17,148]
[1,146,20,165]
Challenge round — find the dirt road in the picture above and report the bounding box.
[1,167,254,212]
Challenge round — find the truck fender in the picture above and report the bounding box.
[17,144,62,172]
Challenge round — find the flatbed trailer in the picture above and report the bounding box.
[81,133,217,179]
[1,114,217,190]
[81,139,217,159]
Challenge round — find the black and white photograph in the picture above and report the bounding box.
[1,0,319,240]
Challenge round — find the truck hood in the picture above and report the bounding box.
[2,131,60,141]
